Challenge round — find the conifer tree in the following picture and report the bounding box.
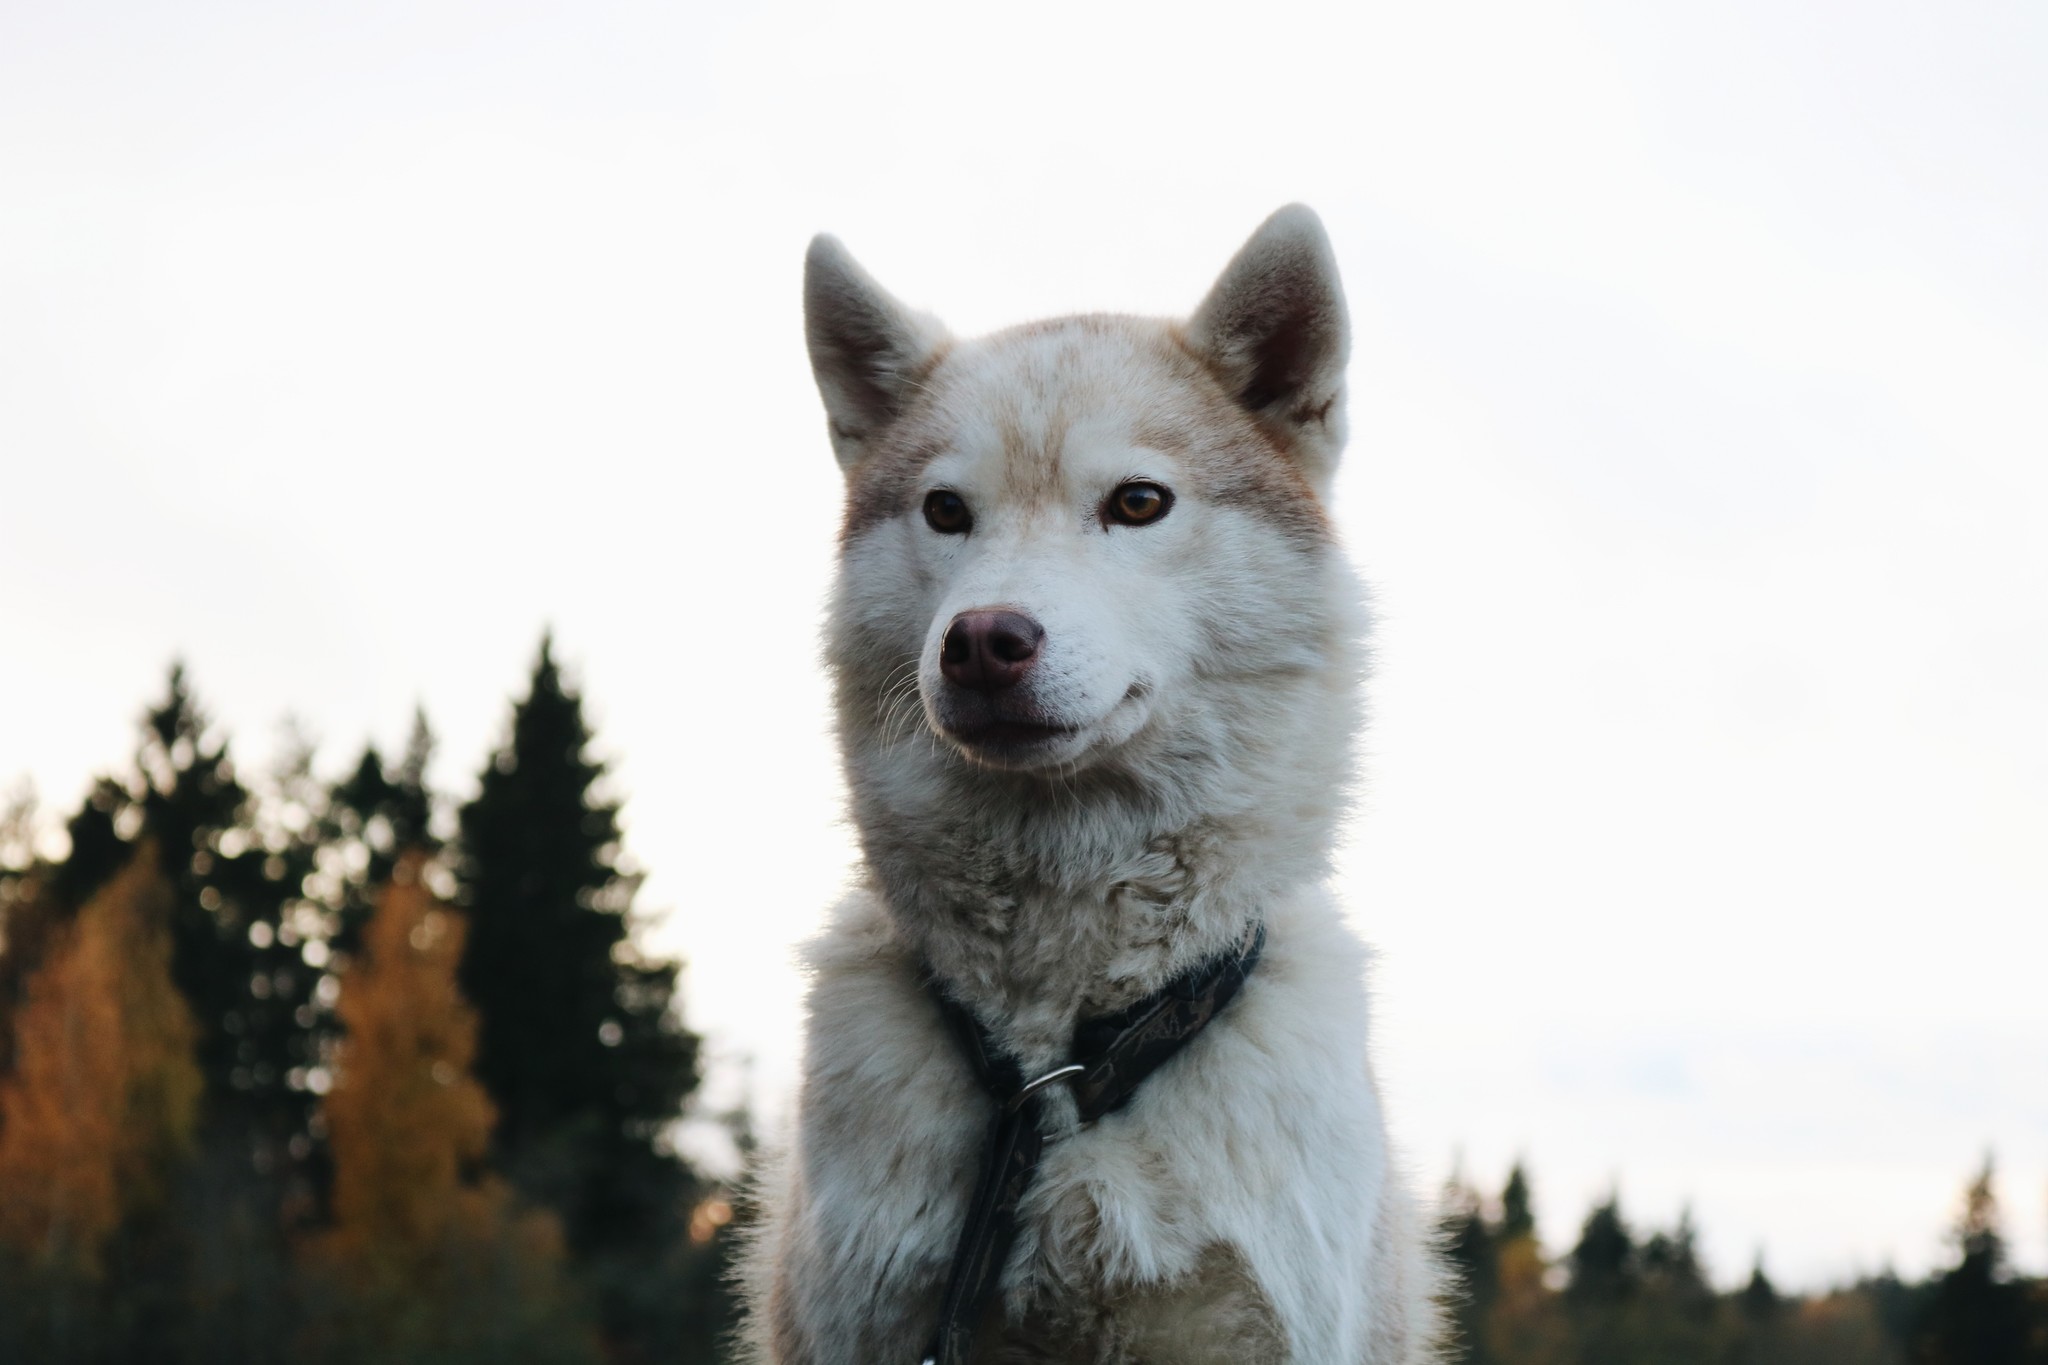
[0,849,200,1274]
[305,856,598,1365]
[455,635,707,1354]
[1567,1195,1638,1304]
[1441,1170,1499,1364]
[47,667,323,1189]
[1500,1164,1536,1243]
[1918,1156,2028,1365]
[1739,1257,1781,1322]
[1483,1165,1569,1365]
[1639,1209,1712,1315]
[1562,1193,1639,1364]
[325,708,437,954]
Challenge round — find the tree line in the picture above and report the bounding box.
[5,644,2043,1363]
[0,639,736,1363]
[1440,1159,2048,1364]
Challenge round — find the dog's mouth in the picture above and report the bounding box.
[925,681,1155,773]
[939,712,1079,762]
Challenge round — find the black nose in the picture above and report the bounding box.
[940,609,1044,693]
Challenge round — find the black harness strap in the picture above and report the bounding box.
[918,923,1266,1365]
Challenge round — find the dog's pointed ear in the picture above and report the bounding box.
[805,235,950,472]
[1185,205,1351,491]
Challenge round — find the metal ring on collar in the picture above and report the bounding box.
[1005,1063,1084,1114]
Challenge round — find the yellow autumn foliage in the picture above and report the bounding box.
[1484,1229,1573,1365]
[302,854,597,1364]
[0,847,201,1276]
[320,855,500,1255]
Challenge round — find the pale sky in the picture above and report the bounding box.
[3,0,2043,1290]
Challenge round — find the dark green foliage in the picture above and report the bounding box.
[1742,1258,1782,1322]
[1500,1163,1536,1242]
[454,635,711,1358]
[1567,1195,1637,1303]
[1916,1157,2033,1365]
[1438,1163,2048,1365]
[50,776,128,911]
[325,708,438,955]
[1443,1182,1499,1360]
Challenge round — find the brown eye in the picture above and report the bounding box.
[1106,481,1173,527]
[924,489,972,534]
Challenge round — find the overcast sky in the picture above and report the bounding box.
[3,0,2043,1290]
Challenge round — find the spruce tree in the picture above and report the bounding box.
[1567,1195,1637,1304]
[1919,1156,2027,1365]
[1499,1164,1536,1243]
[325,708,438,954]
[1639,1209,1711,1314]
[455,636,705,1354]
[1484,1165,1568,1365]
[1440,1171,1498,1365]
[1739,1257,1781,1322]
[46,668,323,1192]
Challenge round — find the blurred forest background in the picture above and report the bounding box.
[0,641,738,1364]
[1,644,2041,1364]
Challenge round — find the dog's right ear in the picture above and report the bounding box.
[804,235,950,472]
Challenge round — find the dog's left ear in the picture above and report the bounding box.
[1186,204,1351,492]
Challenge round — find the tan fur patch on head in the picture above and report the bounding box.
[838,316,1330,548]
[840,416,953,544]
[1135,332,1331,548]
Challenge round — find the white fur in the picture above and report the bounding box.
[739,207,1444,1363]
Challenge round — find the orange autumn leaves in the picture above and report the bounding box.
[299,853,588,1360]
[320,853,500,1255]
[312,852,572,1275]
[0,849,577,1343]
[0,848,200,1275]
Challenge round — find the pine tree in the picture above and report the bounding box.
[48,778,130,915]
[1740,1256,1781,1321]
[1441,1169,1499,1364]
[1563,1193,1638,1364]
[325,708,437,954]
[1567,1195,1637,1304]
[455,635,707,1355]
[1484,1165,1569,1365]
[303,856,598,1365]
[1500,1163,1536,1242]
[1919,1156,2027,1365]
[47,667,324,1191]
[1640,1208,1712,1315]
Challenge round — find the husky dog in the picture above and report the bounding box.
[736,207,1443,1363]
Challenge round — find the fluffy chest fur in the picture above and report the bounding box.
[741,888,1433,1365]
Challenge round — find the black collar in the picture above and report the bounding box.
[917,923,1267,1365]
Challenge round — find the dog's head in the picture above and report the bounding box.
[810,207,1354,783]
